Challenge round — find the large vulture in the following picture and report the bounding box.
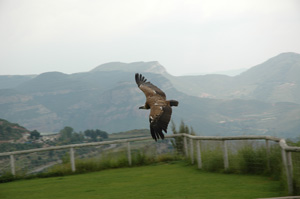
[135,73,178,141]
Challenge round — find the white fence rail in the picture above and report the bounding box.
[0,134,299,195]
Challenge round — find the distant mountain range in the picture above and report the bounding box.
[166,52,300,104]
[183,68,248,77]
[0,52,299,138]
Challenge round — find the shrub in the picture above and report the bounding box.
[0,173,15,183]
[201,148,224,172]
[238,146,267,174]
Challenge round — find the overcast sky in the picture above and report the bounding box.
[0,0,300,76]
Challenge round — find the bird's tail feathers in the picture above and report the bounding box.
[168,100,179,107]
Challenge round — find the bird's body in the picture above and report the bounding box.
[135,73,178,141]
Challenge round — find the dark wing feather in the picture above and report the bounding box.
[149,105,172,141]
[135,73,166,98]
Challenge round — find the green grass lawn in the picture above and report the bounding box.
[0,162,284,199]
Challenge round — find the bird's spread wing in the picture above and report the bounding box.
[149,105,172,141]
[135,73,166,98]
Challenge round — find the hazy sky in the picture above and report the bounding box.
[0,0,300,76]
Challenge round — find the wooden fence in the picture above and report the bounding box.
[0,133,299,195]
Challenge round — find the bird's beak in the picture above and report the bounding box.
[139,106,144,109]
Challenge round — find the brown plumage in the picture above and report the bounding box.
[135,73,178,141]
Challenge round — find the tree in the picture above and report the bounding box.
[84,129,108,142]
[58,126,74,143]
[71,132,84,143]
[95,129,108,139]
[171,120,194,155]
[171,121,183,155]
[58,126,85,144]
[29,130,41,140]
[5,126,12,133]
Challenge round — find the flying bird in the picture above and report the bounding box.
[135,73,178,141]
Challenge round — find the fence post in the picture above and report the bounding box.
[196,140,202,169]
[286,152,294,194]
[286,152,293,176]
[222,140,229,170]
[10,154,15,176]
[281,148,293,195]
[70,147,76,172]
[127,142,132,166]
[183,136,189,158]
[265,139,270,170]
[190,138,194,164]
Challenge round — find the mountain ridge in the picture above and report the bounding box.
[0,52,299,138]
[91,61,167,74]
[165,52,300,104]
